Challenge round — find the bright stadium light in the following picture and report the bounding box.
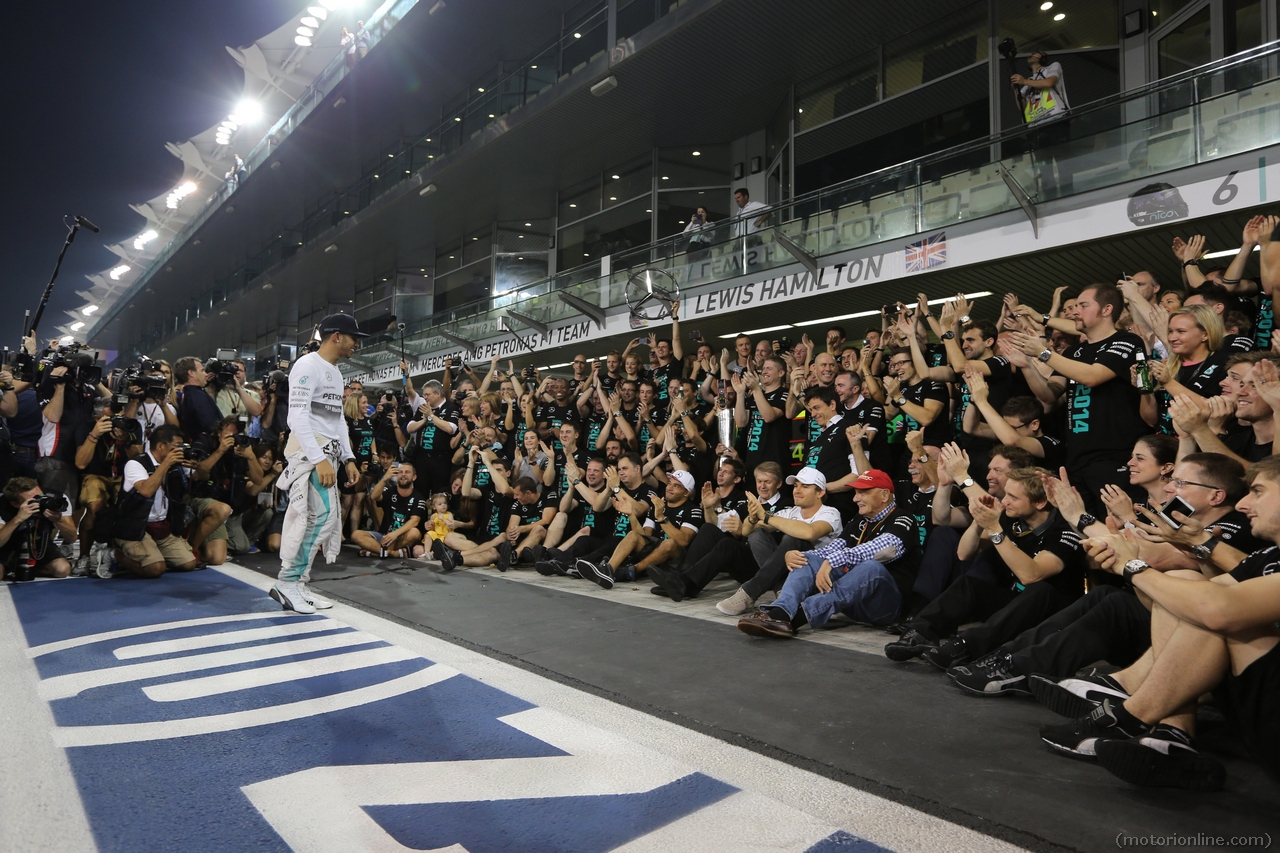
[133,230,159,250]
[109,265,131,280]
[166,181,198,209]
[69,322,85,332]
[82,305,99,315]
[295,35,313,46]
[307,5,328,19]
[300,16,319,27]
[296,25,315,37]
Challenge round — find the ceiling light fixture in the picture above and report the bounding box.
[82,305,99,315]
[109,265,131,280]
[296,26,315,37]
[307,5,328,19]
[133,230,159,250]
[294,35,313,46]
[1040,1,1052,8]
[1053,12,1065,20]
[300,16,319,28]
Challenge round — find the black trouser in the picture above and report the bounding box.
[740,531,818,600]
[910,526,969,610]
[911,575,1079,657]
[1008,585,1151,679]
[416,454,453,497]
[678,526,757,597]
[553,534,623,564]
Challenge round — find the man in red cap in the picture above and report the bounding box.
[738,468,922,638]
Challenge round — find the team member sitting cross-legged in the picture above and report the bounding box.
[495,476,558,571]
[885,468,1086,669]
[737,469,921,638]
[351,461,426,558]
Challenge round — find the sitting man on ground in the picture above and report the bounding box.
[948,452,1262,698]
[577,469,701,588]
[1039,456,1280,791]
[710,467,844,613]
[112,425,201,577]
[352,460,426,558]
[496,476,558,571]
[737,469,922,638]
[886,468,1086,669]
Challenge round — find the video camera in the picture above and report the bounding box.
[112,355,168,403]
[202,349,241,387]
[41,342,102,387]
[3,347,38,385]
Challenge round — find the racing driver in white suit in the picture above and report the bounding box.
[271,313,368,613]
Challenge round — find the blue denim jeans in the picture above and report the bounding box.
[770,553,902,628]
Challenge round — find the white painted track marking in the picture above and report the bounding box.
[113,619,345,659]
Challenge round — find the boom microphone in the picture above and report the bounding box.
[74,215,100,233]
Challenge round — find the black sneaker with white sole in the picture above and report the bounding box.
[1039,697,1149,760]
[1094,724,1225,792]
[535,559,570,577]
[575,558,615,590]
[884,628,936,662]
[949,651,1030,697]
[1029,672,1130,719]
[923,636,969,671]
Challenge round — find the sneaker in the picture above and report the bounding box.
[615,563,637,583]
[72,556,91,577]
[1029,672,1130,719]
[432,540,458,573]
[299,582,333,610]
[883,621,910,636]
[923,636,969,671]
[949,651,1030,697]
[1039,697,1148,759]
[647,565,689,601]
[535,559,570,577]
[93,544,116,579]
[575,558,615,590]
[496,542,514,572]
[518,544,542,565]
[1095,725,1225,792]
[884,628,936,662]
[248,546,261,554]
[269,582,316,615]
[716,588,756,616]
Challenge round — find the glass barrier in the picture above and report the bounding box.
[111,41,1280,369]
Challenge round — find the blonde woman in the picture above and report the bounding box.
[1141,304,1227,434]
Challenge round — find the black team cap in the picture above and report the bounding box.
[318,313,370,338]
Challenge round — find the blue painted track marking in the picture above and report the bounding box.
[0,566,1020,853]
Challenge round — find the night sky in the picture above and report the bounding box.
[4,1,301,354]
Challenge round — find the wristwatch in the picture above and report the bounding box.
[895,397,907,407]
[1076,512,1097,528]
[941,331,956,341]
[918,454,930,463]
[1037,349,1053,363]
[960,314,971,324]
[1123,559,1150,580]
[1182,259,1200,268]
[653,516,667,525]
[989,531,1006,544]
[960,477,975,488]
[1189,539,1218,561]
[611,486,621,494]
[573,478,582,486]
[1041,313,1052,324]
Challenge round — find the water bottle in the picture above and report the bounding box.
[1133,352,1155,393]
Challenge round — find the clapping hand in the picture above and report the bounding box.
[968,493,1003,534]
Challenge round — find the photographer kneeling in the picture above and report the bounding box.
[75,406,143,573]
[113,425,200,577]
[189,416,266,565]
[0,478,76,580]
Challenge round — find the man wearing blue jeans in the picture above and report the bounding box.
[738,469,921,638]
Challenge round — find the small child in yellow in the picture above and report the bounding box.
[427,493,453,542]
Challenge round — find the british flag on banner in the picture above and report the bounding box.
[904,232,947,272]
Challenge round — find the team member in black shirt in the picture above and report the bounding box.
[538,455,614,568]
[353,461,426,558]
[801,385,855,515]
[882,347,949,452]
[963,377,1065,472]
[407,379,460,496]
[887,468,1085,667]
[836,370,888,470]
[495,477,557,571]
[733,356,789,480]
[536,378,581,450]
[578,469,701,588]
[1010,283,1148,516]
[1053,456,1280,792]
[434,446,515,570]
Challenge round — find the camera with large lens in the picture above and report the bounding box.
[365,461,385,481]
[35,493,69,514]
[41,344,102,387]
[233,433,252,448]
